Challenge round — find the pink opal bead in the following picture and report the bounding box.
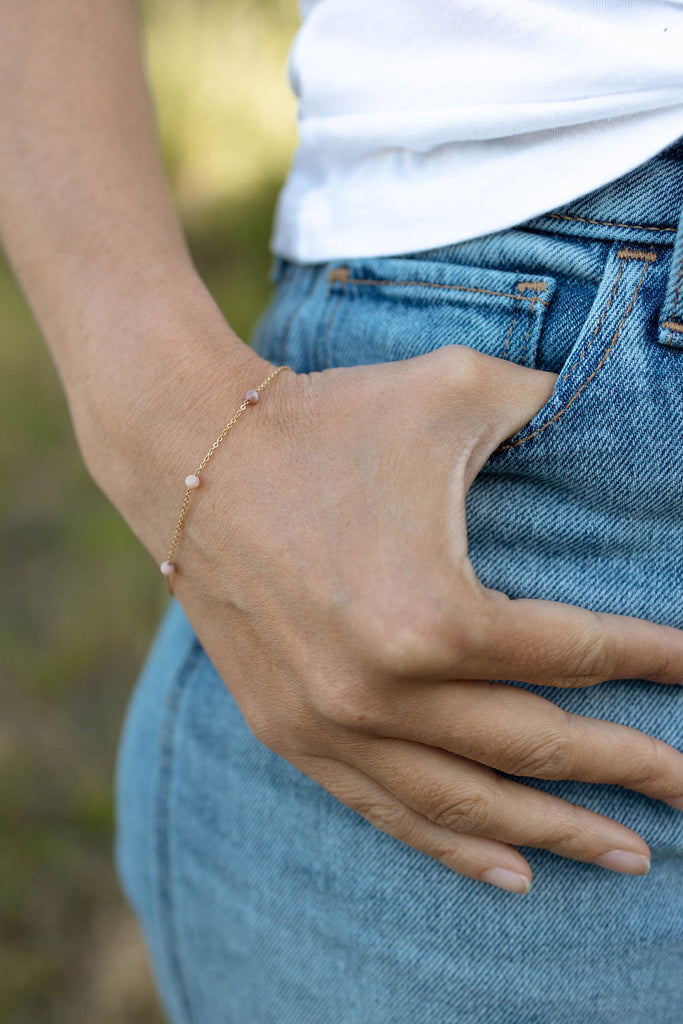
[160,561,176,577]
[185,474,200,489]
[245,389,260,404]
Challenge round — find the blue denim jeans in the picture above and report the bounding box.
[115,140,683,1024]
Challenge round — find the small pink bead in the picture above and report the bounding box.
[245,389,260,404]
[160,561,176,577]
[185,474,200,489]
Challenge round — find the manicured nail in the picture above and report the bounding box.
[663,795,683,811]
[594,849,650,875]
[482,867,532,894]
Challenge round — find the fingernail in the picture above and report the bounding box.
[663,795,683,811]
[594,849,650,875]
[482,867,532,894]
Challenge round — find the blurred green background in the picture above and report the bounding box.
[0,1,298,1020]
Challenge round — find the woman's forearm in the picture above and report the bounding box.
[0,0,198,359]
[0,0,270,559]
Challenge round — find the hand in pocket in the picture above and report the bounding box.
[175,344,683,894]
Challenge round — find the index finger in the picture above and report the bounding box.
[471,594,683,688]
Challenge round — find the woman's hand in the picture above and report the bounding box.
[4,0,681,897]
[159,343,683,895]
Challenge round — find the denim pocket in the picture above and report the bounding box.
[492,242,660,454]
[314,255,556,371]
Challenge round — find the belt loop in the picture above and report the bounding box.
[658,198,683,348]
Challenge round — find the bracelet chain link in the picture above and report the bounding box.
[160,363,292,591]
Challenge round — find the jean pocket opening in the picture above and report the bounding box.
[314,255,557,371]
[490,243,659,456]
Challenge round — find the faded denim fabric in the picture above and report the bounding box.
[115,140,683,1024]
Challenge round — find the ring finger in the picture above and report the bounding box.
[347,734,653,874]
[369,678,683,809]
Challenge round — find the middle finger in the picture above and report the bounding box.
[370,678,683,808]
[350,735,653,871]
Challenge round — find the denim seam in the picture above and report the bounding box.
[519,283,546,364]
[320,292,345,370]
[546,212,677,234]
[501,282,546,362]
[560,261,626,384]
[327,270,550,306]
[521,297,537,367]
[666,258,683,346]
[499,254,654,451]
[615,248,658,263]
[501,295,521,360]
[154,637,204,1024]
[277,291,303,366]
[277,269,317,365]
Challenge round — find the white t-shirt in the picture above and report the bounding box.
[270,0,683,262]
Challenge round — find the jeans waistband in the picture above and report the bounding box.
[521,137,683,348]
[270,137,683,350]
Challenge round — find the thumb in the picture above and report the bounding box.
[460,353,558,485]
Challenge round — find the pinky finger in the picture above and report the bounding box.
[297,754,534,895]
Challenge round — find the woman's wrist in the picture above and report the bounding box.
[66,269,278,563]
[0,0,295,574]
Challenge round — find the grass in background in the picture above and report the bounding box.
[0,1,298,1020]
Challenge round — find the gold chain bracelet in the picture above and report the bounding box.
[160,364,292,592]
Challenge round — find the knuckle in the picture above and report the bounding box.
[540,809,592,850]
[345,578,488,682]
[447,343,491,391]
[356,797,412,838]
[639,643,678,684]
[376,623,432,675]
[427,787,491,833]
[506,727,574,779]
[374,617,442,675]
[561,614,615,684]
[529,615,611,687]
[624,733,671,789]
[363,612,475,679]
[314,672,383,730]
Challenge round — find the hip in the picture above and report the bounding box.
[114,144,683,1023]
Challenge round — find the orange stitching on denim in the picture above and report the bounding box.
[499,258,652,451]
[667,258,683,345]
[560,260,625,384]
[615,248,657,262]
[518,282,546,364]
[546,213,676,234]
[501,297,521,360]
[502,281,546,363]
[521,296,539,367]
[662,319,683,332]
[327,269,550,306]
[515,281,547,293]
[328,267,350,284]
[560,249,654,382]
[673,259,683,310]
